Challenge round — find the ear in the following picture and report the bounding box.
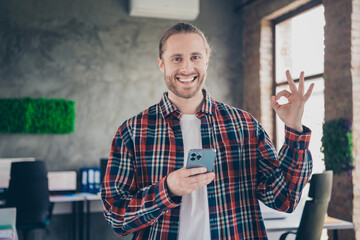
[205,56,209,69]
[158,58,164,73]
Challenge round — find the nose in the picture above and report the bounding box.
[180,58,194,72]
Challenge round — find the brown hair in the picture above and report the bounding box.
[158,23,211,59]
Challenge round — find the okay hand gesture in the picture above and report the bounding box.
[271,70,314,133]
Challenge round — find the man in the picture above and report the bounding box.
[101,23,314,239]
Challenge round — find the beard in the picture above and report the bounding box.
[163,70,206,99]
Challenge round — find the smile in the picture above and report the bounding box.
[176,76,197,83]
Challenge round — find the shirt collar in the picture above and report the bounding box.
[159,89,216,119]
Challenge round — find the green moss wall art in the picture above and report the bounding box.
[0,98,75,134]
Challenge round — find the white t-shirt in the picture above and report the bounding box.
[178,114,211,240]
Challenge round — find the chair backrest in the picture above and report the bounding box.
[296,171,333,240]
[308,171,333,202]
[6,160,50,228]
[100,158,108,184]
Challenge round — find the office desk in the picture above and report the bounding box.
[83,193,102,240]
[50,193,101,240]
[1,193,101,240]
[50,194,87,240]
[264,215,354,240]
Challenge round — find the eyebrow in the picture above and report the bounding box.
[191,52,204,56]
[169,54,182,58]
[169,52,204,58]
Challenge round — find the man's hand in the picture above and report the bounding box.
[166,167,215,197]
[271,70,314,132]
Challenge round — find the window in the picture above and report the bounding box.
[273,5,325,173]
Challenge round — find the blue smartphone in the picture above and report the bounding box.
[186,149,216,173]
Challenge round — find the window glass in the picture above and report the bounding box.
[275,6,325,83]
[275,5,325,174]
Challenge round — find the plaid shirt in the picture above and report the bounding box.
[101,90,312,239]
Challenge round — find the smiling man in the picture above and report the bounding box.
[101,23,314,239]
[159,32,207,98]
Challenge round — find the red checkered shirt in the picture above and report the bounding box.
[101,89,312,239]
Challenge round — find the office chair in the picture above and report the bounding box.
[279,170,333,240]
[6,160,53,240]
[100,158,108,184]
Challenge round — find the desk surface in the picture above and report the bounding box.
[50,194,86,202]
[264,215,354,232]
[50,193,102,215]
[0,193,101,206]
[323,216,354,230]
[50,193,101,203]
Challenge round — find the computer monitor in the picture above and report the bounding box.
[48,171,77,195]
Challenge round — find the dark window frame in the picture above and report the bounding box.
[271,0,324,144]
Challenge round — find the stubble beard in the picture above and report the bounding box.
[164,71,206,99]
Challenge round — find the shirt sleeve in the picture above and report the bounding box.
[256,123,312,213]
[101,124,181,236]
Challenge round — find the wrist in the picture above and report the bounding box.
[294,125,303,133]
[287,124,303,133]
[165,176,177,197]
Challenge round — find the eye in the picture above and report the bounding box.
[173,57,181,62]
[192,55,200,60]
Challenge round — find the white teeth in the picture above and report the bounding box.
[178,77,195,82]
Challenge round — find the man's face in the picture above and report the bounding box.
[158,33,209,100]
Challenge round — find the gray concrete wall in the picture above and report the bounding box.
[0,0,242,239]
[0,0,242,171]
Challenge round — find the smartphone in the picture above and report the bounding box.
[186,149,216,173]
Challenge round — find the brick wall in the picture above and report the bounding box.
[242,0,359,238]
[352,0,360,238]
[323,0,358,238]
[324,0,353,122]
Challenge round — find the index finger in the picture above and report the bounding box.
[186,167,208,177]
[286,70,297,93]
[298,71,305,94]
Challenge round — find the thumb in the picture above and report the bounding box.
[271,96,280,111]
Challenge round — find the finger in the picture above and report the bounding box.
[275,89,291,100]
[271,96,281,111]
[190,171,214,180]
[199,173,215,186]
[298,71,305,94]
[189,172,215,187]
[303,83,315,101]
[186,167,207,177]
[286,70,297,93]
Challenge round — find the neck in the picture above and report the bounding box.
[168,91,204,114]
